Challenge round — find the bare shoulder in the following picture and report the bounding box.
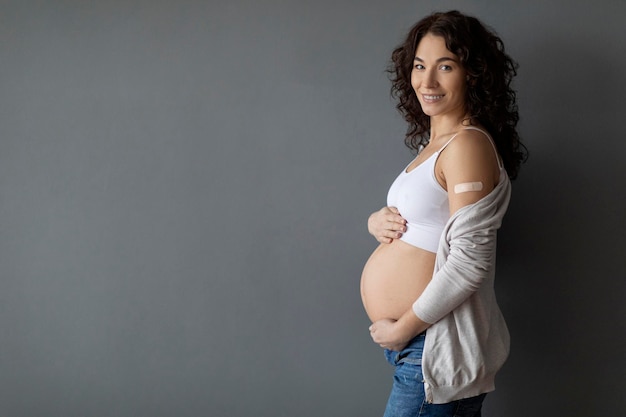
[437,128,500,178]
[435,128,501,213]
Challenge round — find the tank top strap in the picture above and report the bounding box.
[436,132,461,154]
[437,126,503,170]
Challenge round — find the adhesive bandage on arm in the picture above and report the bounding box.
[454,181,484,194]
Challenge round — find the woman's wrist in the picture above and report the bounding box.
[396,308,429,342]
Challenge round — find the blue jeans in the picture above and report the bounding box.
[383,333,486,417]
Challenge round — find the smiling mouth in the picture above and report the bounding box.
[422,94,444,101]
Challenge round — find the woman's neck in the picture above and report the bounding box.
[429,113,471,142]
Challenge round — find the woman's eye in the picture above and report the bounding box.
[439,65,452,71]
[414,64,425,70]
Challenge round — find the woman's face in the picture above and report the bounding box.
[411,33,467,121]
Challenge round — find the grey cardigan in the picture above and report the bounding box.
[412,171,511,404]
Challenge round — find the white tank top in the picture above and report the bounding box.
[386,127,502,252]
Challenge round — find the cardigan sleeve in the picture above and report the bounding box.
[412,220,497,323]
[412,178,510,324]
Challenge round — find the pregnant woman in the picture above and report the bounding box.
[360,11,526,417]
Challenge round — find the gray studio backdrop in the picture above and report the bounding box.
[1,1,624,416]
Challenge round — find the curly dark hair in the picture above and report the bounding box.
[388,10,527,179]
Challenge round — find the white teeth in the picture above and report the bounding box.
[424,95,443,100]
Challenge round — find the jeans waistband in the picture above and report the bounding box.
[384,331,426,366]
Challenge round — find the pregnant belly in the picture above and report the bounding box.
[360,239,436,322]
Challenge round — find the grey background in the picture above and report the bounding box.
[1,0,624,416]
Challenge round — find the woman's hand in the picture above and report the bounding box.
[370,310,431,351]
[367,206,407,244]
[369,319,409,351]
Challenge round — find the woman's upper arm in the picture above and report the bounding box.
[436,131,501,216]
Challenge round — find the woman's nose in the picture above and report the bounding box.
[423,70,438,88]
